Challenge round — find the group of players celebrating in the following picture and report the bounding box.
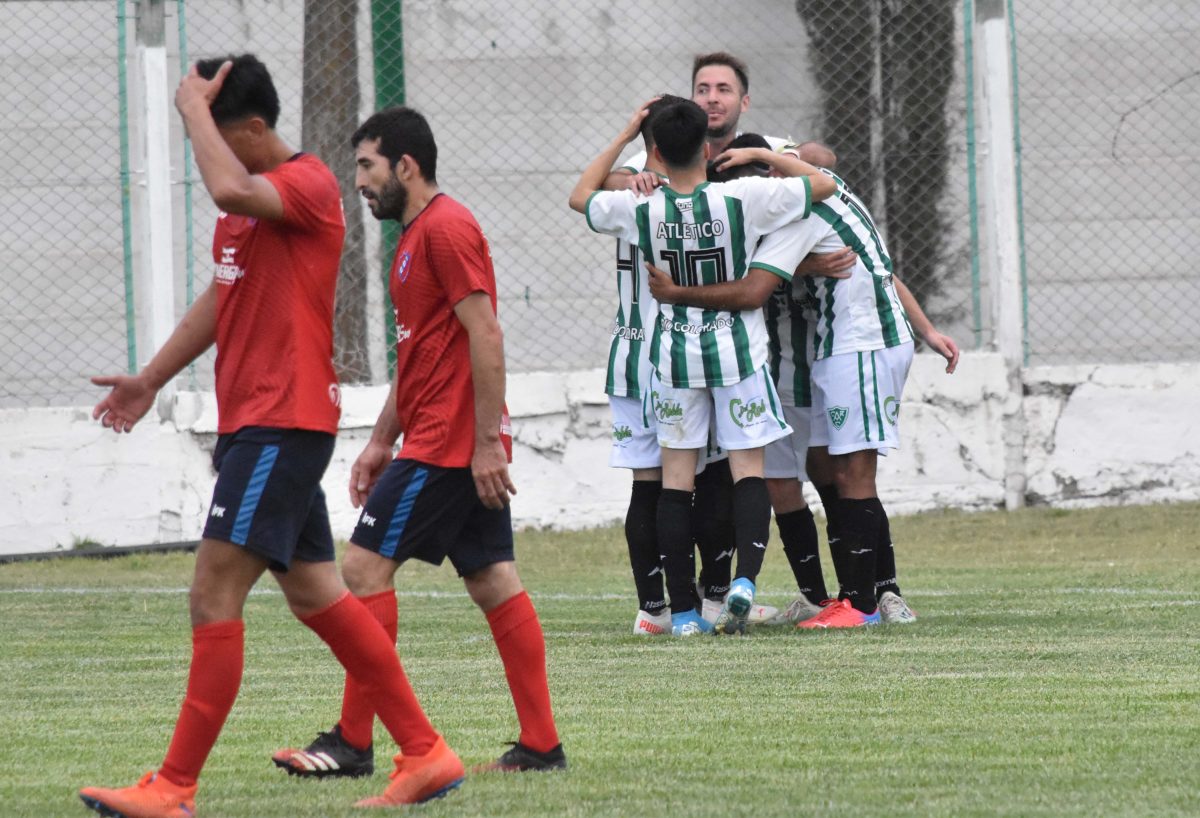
[571,52,959,637]
[74,47,959,818]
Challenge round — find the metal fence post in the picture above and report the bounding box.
[977,0,1026,509]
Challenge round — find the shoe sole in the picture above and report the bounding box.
[470,760,567,773]
[273,757,374,778]
[80,795,127,818]
[418,777,464,803]
[714,593,751,635]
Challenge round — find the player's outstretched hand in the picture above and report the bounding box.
[91,374,157,434]
[175,60,232,115]
[795,247,856,279]
[349,440,394,509]
[472,440,517,510]
[646,262,682,304]
[923,330,960,374]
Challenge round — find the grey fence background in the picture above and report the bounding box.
[2,0,1197,409]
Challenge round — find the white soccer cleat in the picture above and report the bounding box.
[878,590,918,624]
[764,594,825,626]
[700,597,723,625]
[632,608,671,635]
[746,602,780,625]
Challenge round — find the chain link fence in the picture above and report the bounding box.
[2,0,1197,409]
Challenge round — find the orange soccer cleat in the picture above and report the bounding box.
[354,735,465,808]
[795,597,881,629]
[79,771,197,818]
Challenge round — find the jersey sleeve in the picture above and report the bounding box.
[749,219,825,281]
[264,157,342,231]
[734,176,813,235]
[425,216,496,306]
[618,149,648,174]
[584,190,641,243]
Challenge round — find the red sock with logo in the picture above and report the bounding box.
[336,589,398,750]
[301,592,437,757]
[486,591,560,752]
[159,620,245,788]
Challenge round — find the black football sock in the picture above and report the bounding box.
[836,496,883,614]
[815,482,847,596]
[657,488,698,615]
[776,507,829,603]
[693,460,733,600]
[731,477,771,585]
[625,480,665,615]
[874,505,901,600]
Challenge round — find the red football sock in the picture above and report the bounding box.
[301,592,437,757]
[159,619,245,788]
[486,591,560,752]
[337,589,398,749]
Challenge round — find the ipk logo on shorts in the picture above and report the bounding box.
[395,250,413,283]
[729,396,767,429]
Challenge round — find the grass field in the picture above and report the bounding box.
[2,503,1199,818]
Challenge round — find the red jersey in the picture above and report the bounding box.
[211,153,345,435]
[388,194,511,467]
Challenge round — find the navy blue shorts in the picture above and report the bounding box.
[203,426,336,572]
[351,458,514,577]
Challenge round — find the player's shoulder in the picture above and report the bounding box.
[419,195,487,244]
[265,153,340,198]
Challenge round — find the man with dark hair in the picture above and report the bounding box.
[571,100,836,636]
[271,106,566,782]
[80,56,458,817]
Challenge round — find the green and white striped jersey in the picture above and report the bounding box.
[620,134,799,174]
[763,279,818,408]
[605,238,656,398]
[586,176,814,389]
[753,173,913,359]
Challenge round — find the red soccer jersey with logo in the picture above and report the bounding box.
[388,194,511,468]
[211,153,345,435]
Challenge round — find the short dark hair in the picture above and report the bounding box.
[692,51,750,95]
[640,94,692,146]
[350,107,438,182]
[650,100,708,170]
[707,132,772,183]
[196,54,280,128]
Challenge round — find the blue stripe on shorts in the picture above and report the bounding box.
[380,465,428,558]
[231,444,280,545]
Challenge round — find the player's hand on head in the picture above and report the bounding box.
[349,441,393,508]
[925,331,960,374]
[619,97,662,144]
[795,247,855,279]
[175,60,232,114]
[713,148,763,172]
[90,374,156,434]
[471,441,517,510]
[645,262,679,303]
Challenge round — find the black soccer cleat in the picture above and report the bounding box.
[473,741,568,773]
[271,725,375,778]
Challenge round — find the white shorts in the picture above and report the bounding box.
[608,395,660,469]
[650,366,792,452]
[764,404,812,480]
[810,343,913,455]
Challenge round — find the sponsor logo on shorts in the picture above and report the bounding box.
[730,396,767,428]
[828,406,849,430]
[360,512,377,528]
[210,505,226,518]
[613,424,633,444]
[884,395,900,425]
[652,390,683,423]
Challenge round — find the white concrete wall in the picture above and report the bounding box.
[3,352,1198,555]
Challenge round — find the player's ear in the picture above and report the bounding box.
[740,93,750,114]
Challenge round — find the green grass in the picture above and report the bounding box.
[2,503,1199,817]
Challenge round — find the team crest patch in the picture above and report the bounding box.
[828,406,849,430]
[883,396,900,425]
[396,250,413,283]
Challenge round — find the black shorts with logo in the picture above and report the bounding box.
[202,426,336,571]
[351,458,514,577]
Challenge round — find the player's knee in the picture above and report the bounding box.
[341,543,395,596]
[463,560,522,611]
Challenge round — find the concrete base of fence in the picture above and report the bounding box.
[2,352,1197,555]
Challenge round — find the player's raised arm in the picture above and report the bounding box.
[568,99,659,213]
[176,61,285,220]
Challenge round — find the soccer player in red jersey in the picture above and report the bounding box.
[271,107,565,778]
[79,56,460,817]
